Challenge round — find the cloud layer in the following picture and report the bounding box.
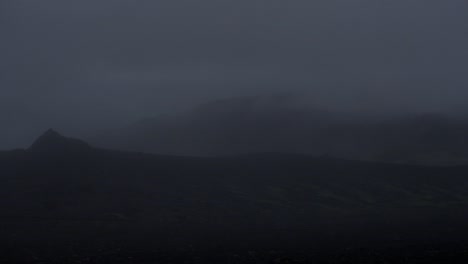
[1,0,468,148]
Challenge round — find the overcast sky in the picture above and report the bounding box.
[1,0,468,149]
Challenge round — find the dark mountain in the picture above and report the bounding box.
[92,96,468,165]
[29,129,92,153]
[91,95,361,156]
[3,130,468,262]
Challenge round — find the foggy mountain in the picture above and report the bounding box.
[4,0,468,262]
[93,95,468,165]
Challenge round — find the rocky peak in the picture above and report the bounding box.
[29,129,92,153]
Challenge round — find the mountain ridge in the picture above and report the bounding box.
[91,96,468,164]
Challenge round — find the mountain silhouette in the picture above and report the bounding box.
[29,129,92,153]
[92,96,468,164]
[91,96,347,156]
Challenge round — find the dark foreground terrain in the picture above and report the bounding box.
[2,130,468,263]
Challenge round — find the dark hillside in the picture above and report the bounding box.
[2,131,468,262]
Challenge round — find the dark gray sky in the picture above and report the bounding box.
[1,0,468,149]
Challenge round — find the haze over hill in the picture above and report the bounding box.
[92,95,468,165]
[2,0,468,150]
[4,0,468,262]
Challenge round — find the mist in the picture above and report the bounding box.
[2,0,468,149]
[5,2,468,262]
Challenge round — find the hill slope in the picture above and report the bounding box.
[92,96,468,164]
[3,130,468,262]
